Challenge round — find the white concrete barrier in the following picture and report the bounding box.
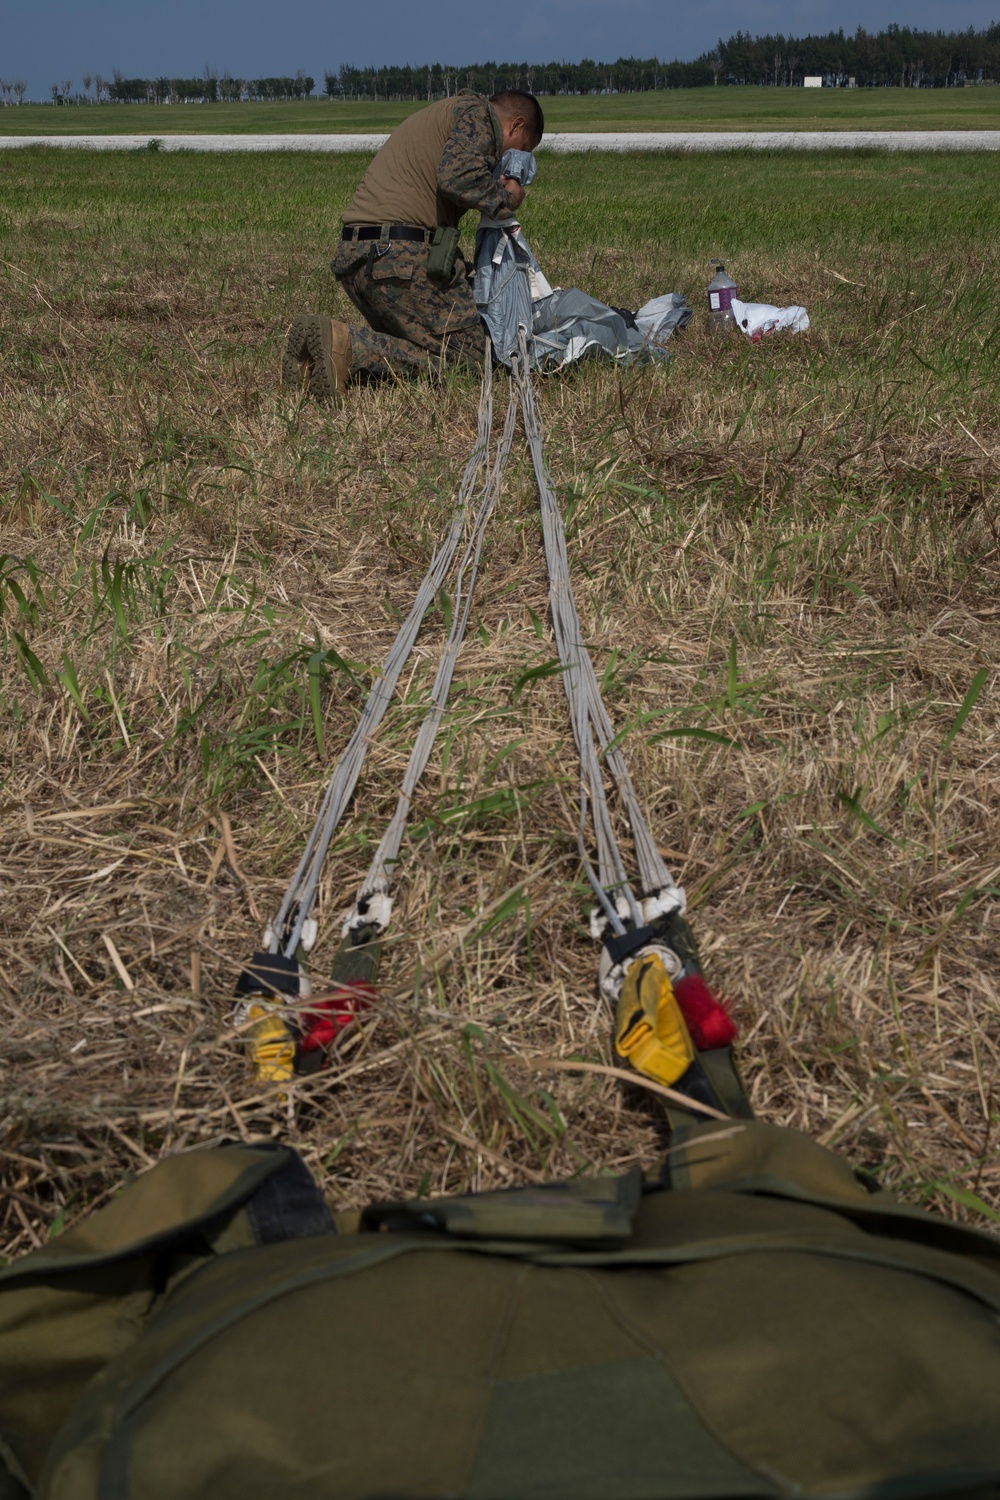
[541,130,1000,151]
[1,131,998,153]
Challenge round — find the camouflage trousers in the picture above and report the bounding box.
[332,239,486,379]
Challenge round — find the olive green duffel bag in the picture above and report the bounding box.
[3,1123,1000,1500]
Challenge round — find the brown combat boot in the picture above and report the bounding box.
[282,315,352,400]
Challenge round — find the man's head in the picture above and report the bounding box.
[489,90,544,152]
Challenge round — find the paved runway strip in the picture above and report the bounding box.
[2,130,999,152]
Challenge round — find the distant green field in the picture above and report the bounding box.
[1,85,997,135]
[1,146,994,278]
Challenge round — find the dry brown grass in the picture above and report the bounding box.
[1,147,999,1259]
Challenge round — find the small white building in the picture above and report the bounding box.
[804,76,823,88]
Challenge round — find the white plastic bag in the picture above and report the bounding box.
[730,296,809,340]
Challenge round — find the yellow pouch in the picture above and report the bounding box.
[244,1000,296,1085]
[614,952,695,1087]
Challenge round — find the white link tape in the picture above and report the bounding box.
[588,886,686,944]
[341,890,393,940]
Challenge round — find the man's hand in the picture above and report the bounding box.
[499,175,526,210]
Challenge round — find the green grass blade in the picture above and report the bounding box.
[929,1182,1000,1226]
[307,650,325,757]
[940,667,990,754]
[12,632,48,692]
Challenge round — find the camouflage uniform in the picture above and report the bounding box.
[333,95,516,379]
[332,240,485,377]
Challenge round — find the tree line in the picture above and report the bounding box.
[99,68,314,103]
[324,23,999,97]
[22,68,316,105]
[9,22,998,107]
[715,23,1000,87]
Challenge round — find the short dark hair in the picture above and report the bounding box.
[489,89,544,145]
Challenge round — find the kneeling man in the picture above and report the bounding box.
[283,89,543,399]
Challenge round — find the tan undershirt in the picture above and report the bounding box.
[343,94,500,230]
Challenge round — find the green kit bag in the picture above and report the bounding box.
[3,1123,1000,1500]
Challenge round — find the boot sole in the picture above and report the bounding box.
[282,315,342,400]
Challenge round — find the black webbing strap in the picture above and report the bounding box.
[603,924,657,966]
[342,223,430,243]
[244,1149,336,1244]
[235,951,300,999]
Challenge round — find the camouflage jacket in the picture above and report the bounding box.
[437,93,515,221]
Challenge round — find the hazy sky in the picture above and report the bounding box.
[5,0,998,98]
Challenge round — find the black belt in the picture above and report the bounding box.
[342,224,430,243]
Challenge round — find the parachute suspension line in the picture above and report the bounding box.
[265,327,683,964]
[267,340,497,959]
[506,337,747,1127]
[240,326,742,1117]
[343,370,520,938]
[509,342,637,929]
[511,332,684,929]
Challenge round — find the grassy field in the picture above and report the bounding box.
[1,145,999,1257]
[1,86,999,134]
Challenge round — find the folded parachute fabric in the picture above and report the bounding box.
[474,150,691,370]
[731,296,809,340]
[532,287,675,370]
[634,293,693,344]
[473,219,538,365]
[475,251,692,371]
[494,147,537,188]
[474,148,544,367]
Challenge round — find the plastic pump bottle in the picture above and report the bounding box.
[708,263,738,330]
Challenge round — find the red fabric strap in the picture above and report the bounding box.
[297,981,377,1054]
[673,973,737,1051]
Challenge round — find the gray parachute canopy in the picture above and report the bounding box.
[474,150,691,370]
